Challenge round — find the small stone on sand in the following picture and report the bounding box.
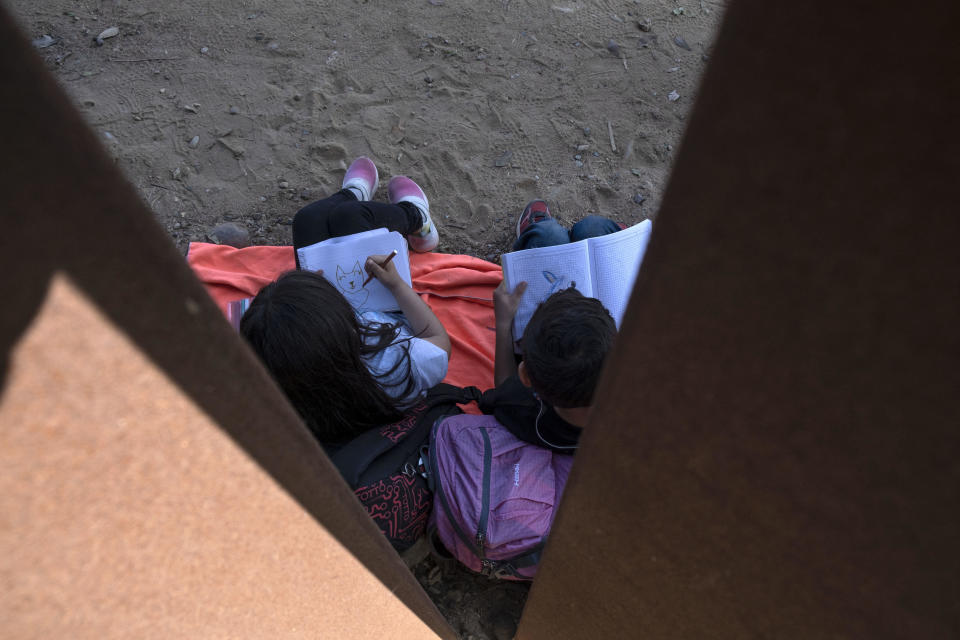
[208,222,251,248]
[32,35,56,49]
[94,26,119,46]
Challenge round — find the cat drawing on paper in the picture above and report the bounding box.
[336,261,370,308]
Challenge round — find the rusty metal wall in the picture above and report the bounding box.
[3,0,958,636]
[519,0,959,637]
[0,4,452,637]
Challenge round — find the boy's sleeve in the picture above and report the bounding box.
[479,375,535,411]
[480,376,583,452]
[478,376,540,442]
[479,376,542,444]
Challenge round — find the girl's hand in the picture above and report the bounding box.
[369,254,451,357]
[365,254,404,290]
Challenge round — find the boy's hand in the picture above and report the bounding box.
[494,280,526,385]
[494,280,528,329]
[365,254,404,290]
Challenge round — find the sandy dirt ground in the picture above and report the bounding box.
[12,0,724,636]
[13,0,724,258]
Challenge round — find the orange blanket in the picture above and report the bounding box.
[186,243,501,393]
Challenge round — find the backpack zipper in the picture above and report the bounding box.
[476,426,493,556]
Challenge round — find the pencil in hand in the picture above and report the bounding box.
[362,249,398,287]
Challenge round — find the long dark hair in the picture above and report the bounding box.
[240,270,414,443]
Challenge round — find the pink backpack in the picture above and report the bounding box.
[427,413,574,580]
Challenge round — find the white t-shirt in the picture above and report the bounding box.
[358,310,449,407]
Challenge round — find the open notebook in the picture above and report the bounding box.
[502,220,652,345]
[296,228,411,312]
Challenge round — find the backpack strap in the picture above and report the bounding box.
[424,382,482,407]
[477,538,548,580]
[330,383,482,488]
[505,537,548,569]
[329,425,407,487]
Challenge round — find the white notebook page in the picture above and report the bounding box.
[585,220,652,326]
[502,240,593,342]
[296,229,410,312]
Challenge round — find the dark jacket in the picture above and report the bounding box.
[479,375,581,454]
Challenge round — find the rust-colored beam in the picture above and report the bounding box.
[0,3,452,636]
[520,0,959,637]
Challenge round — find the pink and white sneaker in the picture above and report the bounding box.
[388,175,438,252]
[342,156,379,201]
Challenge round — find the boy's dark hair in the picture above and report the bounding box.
[240,270,413,443]
[521,287,617,408]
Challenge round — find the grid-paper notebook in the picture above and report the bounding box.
[296,228,411,313]
[501,220,652,345]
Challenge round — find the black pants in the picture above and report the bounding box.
[292,189,421,268]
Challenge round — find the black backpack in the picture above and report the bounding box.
[327,383,480,552]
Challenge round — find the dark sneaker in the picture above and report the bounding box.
[516,199,553,238]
